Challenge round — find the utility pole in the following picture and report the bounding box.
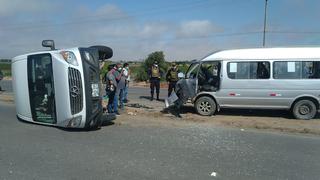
[263,0,268,47]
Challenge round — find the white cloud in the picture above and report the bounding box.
[0,2,224,61]
[176,20,223,38]
[140,22,170,38]
[0,0,57,16]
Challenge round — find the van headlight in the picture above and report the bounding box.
[91,83,99,97]
[67,116,82,128]
[60,51,78,66]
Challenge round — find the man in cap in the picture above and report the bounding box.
[148,61,162,101]
[166,62,180,97]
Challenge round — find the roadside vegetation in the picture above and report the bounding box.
[129,51,191,82]
[0,61,11,77]
[1,53,192,82]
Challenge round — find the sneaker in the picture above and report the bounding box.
[115,111,121,116]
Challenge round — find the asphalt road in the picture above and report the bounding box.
[1,100,320,180]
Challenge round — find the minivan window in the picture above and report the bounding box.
[186,63,200,79]
[273,61,320,79]
[227,61,270,79]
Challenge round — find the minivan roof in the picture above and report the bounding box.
[202,47,320,61]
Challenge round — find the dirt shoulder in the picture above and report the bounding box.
[118,107,320,135]
[0,92,14,103]
[117,98,320,136]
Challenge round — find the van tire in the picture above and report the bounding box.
[85,115,102,130]
[292,99,317,120]
[195,96,216,116]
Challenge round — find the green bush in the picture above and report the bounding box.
[0,63,11,77]
[134,51,169,82]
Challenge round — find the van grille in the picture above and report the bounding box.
[68,67,83,115]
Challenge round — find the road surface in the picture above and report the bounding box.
[1,100,320,180]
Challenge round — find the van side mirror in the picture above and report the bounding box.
[178,72,185,79]
[42,40,55,50]
[89,45,113,61]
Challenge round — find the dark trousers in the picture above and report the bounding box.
[107,89,117,113]
[168,81,177,97]
[150,78,160,99]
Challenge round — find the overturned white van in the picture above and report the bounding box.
[12,40,115,129]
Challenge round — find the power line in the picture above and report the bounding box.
[268,31,320,34]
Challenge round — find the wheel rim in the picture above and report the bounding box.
[299,104,311,115]
[199,101,212,113]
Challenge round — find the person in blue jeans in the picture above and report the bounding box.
[106,64,122,115]
[117,64,127,110]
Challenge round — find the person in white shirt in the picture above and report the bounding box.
[122,63,130,103]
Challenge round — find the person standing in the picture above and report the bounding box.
[122,63,130,103]
[166,62,180,97]
[117,64,127,110]
[106,63,122,115]
[105,64,116,114]
[148,61,162,101]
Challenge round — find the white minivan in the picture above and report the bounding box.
[12,40,115,129]
[179,47,320,120]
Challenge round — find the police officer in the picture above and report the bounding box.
[166,62,180,97]
[148,61,162,101]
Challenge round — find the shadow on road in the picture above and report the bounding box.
[17,115,115,132]
[139,95,165,102]
[161,105,320,120]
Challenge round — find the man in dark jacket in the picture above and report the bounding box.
[147,61,163,101]
[166,62,180,97]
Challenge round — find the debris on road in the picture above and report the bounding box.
[126,103,154,109]
[127,112,137,116]
[210,171,217,177]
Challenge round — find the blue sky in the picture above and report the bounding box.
[0,0,320,61]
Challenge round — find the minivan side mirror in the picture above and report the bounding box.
[42,40,55,50]
[178,72,185,79]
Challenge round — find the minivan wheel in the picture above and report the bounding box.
[195,96,216,116]
[292,99,317,120]
[86,115,102,130]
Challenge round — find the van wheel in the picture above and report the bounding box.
[195,96,216,116]
[86,116,102,130]
[292,99,317,120]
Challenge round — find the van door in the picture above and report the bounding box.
[198,61,221,92]
[174,62,200,103]
[27,53,57,124]
[184,62,200,98]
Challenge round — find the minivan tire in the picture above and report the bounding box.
[195,96,216,116]
[292,99,317,120]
